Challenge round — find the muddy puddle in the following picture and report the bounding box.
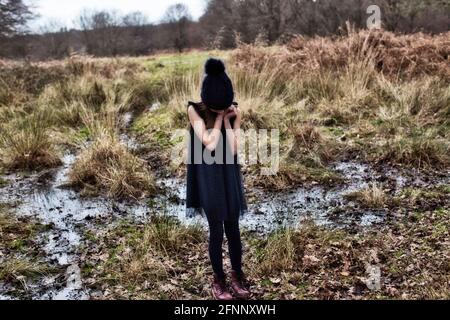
[1,118,449,299]
[162,162,449,232]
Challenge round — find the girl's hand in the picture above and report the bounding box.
[213,112,225,130]
[224,106,238,121]
[234,107,241,121]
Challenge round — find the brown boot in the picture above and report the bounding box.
[211,274,233,301]
[231,271,251,300]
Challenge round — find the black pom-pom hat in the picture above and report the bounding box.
[201,58,234,111]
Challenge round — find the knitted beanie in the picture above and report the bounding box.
[201,58,234,110]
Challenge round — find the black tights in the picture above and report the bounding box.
[207,219,242,278]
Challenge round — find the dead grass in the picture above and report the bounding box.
[345,184,390,209]
[80,208,450,300]
[0,205,52,288]
[256,229,301,275]
[68,132,156,199]
[83,217,207,299]
[0,259,51,285]
[143,216,204,255]
[230,30,449,172]
[248,209,450,299]
[245,122,342,190]
[140,65,345,191]
[1,34,442,182]
[0,207,37,245]
[371,135,450,169]
[0,56,151,175]
[0,112,61,171]
[289,123,339,164]
[233,29,450,81]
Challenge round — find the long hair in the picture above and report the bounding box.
[188,101,218,129]
[188,101,239,129]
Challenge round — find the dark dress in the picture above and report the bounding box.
[186,108,248,222]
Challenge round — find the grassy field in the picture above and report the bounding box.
[0,29,449,299]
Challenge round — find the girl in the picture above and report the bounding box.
[186,58,250,300]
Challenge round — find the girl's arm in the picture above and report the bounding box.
[224,107,241,156]
[188,106,224,152]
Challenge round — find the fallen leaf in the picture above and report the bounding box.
[270,278,281,284]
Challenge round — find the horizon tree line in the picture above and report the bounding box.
[1,0,449,59]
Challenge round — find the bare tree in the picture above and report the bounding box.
[122,11,152,55]
[123,11,148,27]
[200,0,236,48]
[247,0,288,43]
[163,3,192,52]
[38,19,70,58]
[77,9,124,56]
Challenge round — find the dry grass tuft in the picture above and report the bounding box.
[257,228,301,275]
[68,133,156,199]
[143,216,204,255]
[345,183,389,209]
[0,113,61,171]
[0,259,51,285]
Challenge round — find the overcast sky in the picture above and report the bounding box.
[27,0,206,31]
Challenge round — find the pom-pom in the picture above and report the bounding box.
[205,58,225,76]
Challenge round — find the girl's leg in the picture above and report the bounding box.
[207,220,225,278]
[224,220,242,274]
[225,220,250,299]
